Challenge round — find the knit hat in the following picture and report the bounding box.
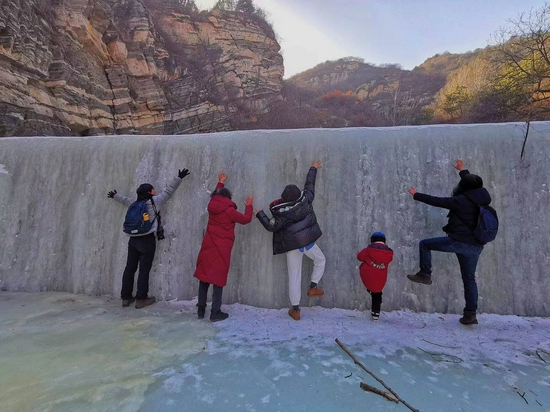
[458,174,483,191]
[136,183,154,200]
[281,184,301,202]
[370,231,386,243]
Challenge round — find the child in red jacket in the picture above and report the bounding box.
[357,232,394,321]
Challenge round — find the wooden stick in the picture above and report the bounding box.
[335,338,420,412]
[360,382,399,403]
[536,349,549,363]
[517,391,529,405]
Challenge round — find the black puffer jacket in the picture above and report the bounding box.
[257,167,322,255]
[413,170,492,246]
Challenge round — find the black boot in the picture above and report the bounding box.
[197,305,206,319]
[210,309,229,322]
[459,311,478,325]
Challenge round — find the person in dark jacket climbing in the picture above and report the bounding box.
[357,231,394,321]
[407,159,492,325]
[194,173,253,322]
[256,160,325,321]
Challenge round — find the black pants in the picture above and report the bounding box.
[368,290,383,313]
[198,281,223,312]
[121,234,156,300]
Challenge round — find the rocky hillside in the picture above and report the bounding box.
[256,58,446,128]
[289,58,444,101]
[0,0,283,136]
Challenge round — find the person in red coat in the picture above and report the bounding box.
[357,232,394,321]
[194,173,254,322]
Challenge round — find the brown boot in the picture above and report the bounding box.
[459,311,478,325]
[135,296,156,309]
[407,272,432,285]
[307,287,324,297]
[288,308,301,321]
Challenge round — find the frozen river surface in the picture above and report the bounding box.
[1,292,549,412]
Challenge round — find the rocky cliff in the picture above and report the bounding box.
[0,0,284,136]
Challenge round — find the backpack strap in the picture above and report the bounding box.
[150,198,161,225]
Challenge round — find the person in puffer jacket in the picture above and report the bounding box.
[357,232,394,321]
[194,173,253,322]
[407,159,492,326]
[256,160,325,321]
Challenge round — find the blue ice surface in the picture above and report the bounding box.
[1,293,549,412]
[140,304,550,412]
[141,341,550,412]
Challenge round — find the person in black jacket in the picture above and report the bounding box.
[256,160,326,321]
[407,159,491,325]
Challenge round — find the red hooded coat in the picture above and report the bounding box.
[357,243,394,293]
[194,183,253,287]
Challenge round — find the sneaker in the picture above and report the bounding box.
[197,305,206,319]
[407,272,432,285]
[459,311,478,325]
[371,312,380,321]
[307,287,324,297]
[135,296,156,309]
[122,297,135,307]
[288,308,301,321]
[210,310,229,322]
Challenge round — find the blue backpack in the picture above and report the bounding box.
[123,200,156,235]
[464,195,498,244]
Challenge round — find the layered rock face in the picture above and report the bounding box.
[0,123,548,316]
[0,0,283,136]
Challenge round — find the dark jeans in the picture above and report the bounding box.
[419,236,483,312]
[368,290,382,313]
[121,234,156,300]
[198,281,223,312]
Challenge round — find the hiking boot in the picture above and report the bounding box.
[459,311,478,325]
[288,308,301,321]
[371,312,380,321]
[122,297,135,307]
[307,287,324,297]
[407,272,432,285]
[135,296,156,309]
[197,305,206,319]
[210,310,229,322]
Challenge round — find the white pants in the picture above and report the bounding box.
[286,244,326,306]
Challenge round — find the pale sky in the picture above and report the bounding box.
[195,0,549,78]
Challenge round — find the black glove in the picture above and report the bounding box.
[107,190,117,198]
[178,168,190,179]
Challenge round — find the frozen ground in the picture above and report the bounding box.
[1,292,549,412]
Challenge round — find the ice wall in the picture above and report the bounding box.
[0,122,549,316]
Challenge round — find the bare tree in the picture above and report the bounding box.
[492,4,550,118]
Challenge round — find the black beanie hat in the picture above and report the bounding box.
[281,184,301,202]
[459,174,483,192]
[136,183,154,200]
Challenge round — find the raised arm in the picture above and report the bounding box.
[152,168,189,206]
[412,192,461,210]
[108,190,134,207]
[304,160,321,203]
[228,196,254,225]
